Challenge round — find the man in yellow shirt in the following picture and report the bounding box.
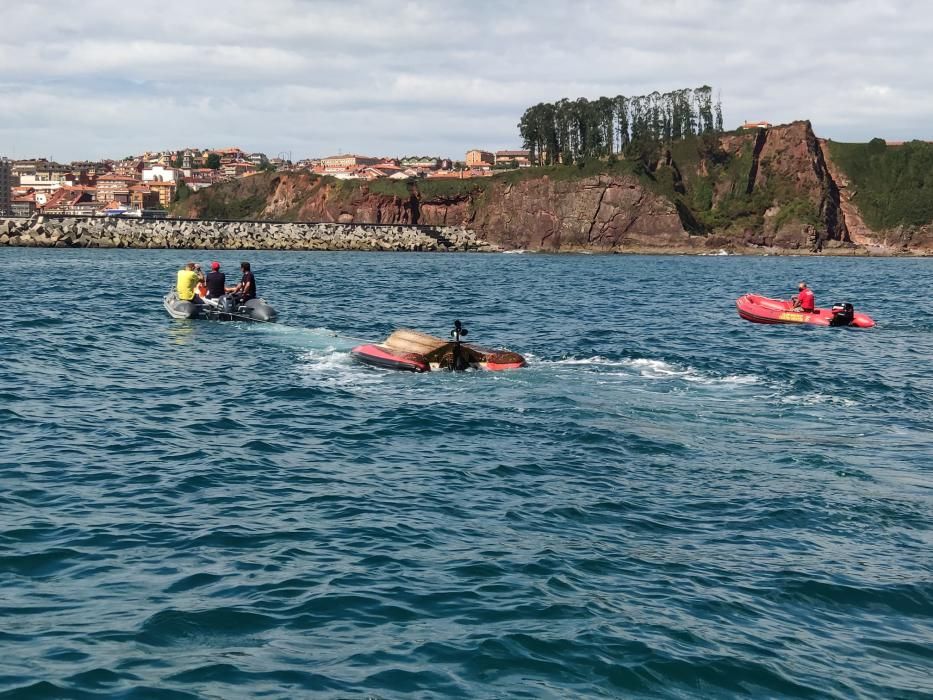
[176,262,203,302]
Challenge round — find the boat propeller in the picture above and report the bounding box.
[450,319,468,342]
[449,320,469,371]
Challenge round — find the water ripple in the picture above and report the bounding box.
[0,250,931,698]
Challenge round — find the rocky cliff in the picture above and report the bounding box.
[171,122,933,254]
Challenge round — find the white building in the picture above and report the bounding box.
[142,165,180,183]
[17,172,73,193]
[0,158,11,214]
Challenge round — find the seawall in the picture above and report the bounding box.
[0,216,497,252]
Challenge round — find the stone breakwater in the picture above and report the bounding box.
[0,216,498,252]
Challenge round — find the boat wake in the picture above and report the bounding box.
[780,392,859,407]
[539,355,761,387]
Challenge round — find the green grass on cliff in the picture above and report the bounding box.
[173,171,283,219]
[828,139,933,229]
[646,135,817,233]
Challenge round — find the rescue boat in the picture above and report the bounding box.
[351,322,526,373]
[736,294,874,328]
[163,289,277,322]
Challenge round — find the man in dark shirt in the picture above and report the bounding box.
[227,261,257,303]
[204,261,226,299]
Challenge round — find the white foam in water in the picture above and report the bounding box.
[623,358,759,386]
[781,393,858,407]
[541,355,760,386]
[296,346,385,391]
[545,355,621,366]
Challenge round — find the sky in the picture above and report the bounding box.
[1,0,931,162]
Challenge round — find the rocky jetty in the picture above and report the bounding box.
[0,216,497,252]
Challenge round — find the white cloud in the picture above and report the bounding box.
[0,0,931,160]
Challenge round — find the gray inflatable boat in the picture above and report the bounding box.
[163,289,277,322]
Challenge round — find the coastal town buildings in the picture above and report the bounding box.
[95,174,140,205]
[130,185,161,211]
[466,149,495,168]
[222,161,258,179]
[1,140,533,218]
[184,169,222,191]
[321,154,381,172]
[495,149,531,167]
[41,186,96,215]
[15,160,75,194]
[11,159,70,184]
[142,165,180,183]
[399,156,441,170]
[113,159,144,177]
[147,180,177,208]
[11,194,37,217]
[0,158,11,214]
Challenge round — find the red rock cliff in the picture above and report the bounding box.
[177,121,874,252]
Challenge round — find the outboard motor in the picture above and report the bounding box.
[829,302,855,327]
[449,320,470,371]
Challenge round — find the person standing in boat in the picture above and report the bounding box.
[792,281,815,312]
[204,261,226,299]
[227,261,257,303]
[176,262,203,305]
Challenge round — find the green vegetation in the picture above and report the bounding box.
[202,195,267,219]
[641,132,820,233]
[172,171,281,219]
[518,86,724,166]
[206,153,221,170]
[173,180,192,204]
[828,139,933,229]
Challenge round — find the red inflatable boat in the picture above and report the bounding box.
[736,294,875,328]
[352,324,527,373]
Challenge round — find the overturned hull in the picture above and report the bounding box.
[351,328,526,373]
[163,290,277,322]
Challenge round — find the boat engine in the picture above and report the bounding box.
[449,320,470,371]
[829,302,855,327]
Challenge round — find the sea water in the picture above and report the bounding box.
[1,248,931,698]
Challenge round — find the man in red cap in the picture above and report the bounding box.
[204,261,226,299]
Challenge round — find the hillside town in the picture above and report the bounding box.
[0,146,531,218]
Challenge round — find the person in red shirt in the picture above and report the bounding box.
[793,281,815,312]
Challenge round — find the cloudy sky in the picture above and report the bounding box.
[1,0,930,162]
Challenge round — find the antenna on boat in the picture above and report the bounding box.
[449,320,469,371]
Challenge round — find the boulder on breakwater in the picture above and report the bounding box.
[0,216,498,252]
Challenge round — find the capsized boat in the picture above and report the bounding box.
[351,322,526,372]
[163,289,277,322]
[736,293,874,328]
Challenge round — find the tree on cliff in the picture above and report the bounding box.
[174,180,191,203]
[206,153,221,170]
[518,85,725,165]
